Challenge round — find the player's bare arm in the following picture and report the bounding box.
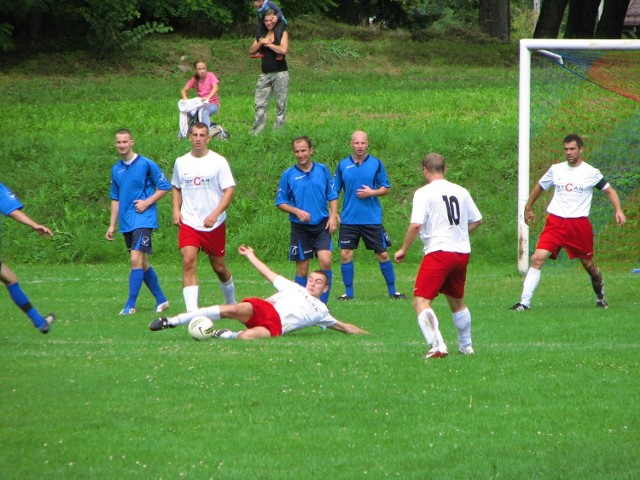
[239,245,279,284]
[394,223,421,263]
[277,203,311,223]
[204,187,235,228]
[171,186,183,226]
[468,219,483,233]
[356,185,389,199]
[106,200,119,240]
[328,321,368,335]
[9,210,53,238]
[602,185,626,225]
[326,199,339,233]
[133,188,169,213]
[524,184,544,224]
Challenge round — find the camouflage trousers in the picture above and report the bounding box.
[251,71,289,134]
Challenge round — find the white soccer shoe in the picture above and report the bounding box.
[425,344,448,360]
[458,345,475,355]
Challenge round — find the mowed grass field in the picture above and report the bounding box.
[0,32,639,479]
[1,261,639,479]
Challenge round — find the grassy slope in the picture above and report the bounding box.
[0,32,519,266]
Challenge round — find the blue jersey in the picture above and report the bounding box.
[275,162,338,225]
[0,182,23,217]
[109,155,171,233]
[334,154,391,225]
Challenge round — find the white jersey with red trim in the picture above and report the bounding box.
[267,276,337,334]
[539,161,608,218]
[171,150,236,232]
[410,179,482,255]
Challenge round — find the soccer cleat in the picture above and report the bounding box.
[458,345,475,355]
[119,306,136,315]
[509,302,530,311]
[425,345,448,359]
[596,299,609,309]
[275,54,284,61]
[390,292,408,300]
[148,317,176,331]
[337,294,354,301]
[249,52,264,58]
[39,313,56,334]
[155,301,170,313]
[212,328,232,338]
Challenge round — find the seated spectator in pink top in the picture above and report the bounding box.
[181,60,220,129]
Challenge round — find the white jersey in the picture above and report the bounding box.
[410,179,482,255]
[267,276,337,335]
[539,161,608,218]
[172,150,236,231]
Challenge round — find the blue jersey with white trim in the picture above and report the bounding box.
[109,155,171,233]
[334,155,390,225]
[0,182,23,217]
[275,162,338,225]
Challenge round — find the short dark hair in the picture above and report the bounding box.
[310,270,329,286]
[190,122,209,133]
[292,136,312,149]
[115,128,132,137]
[563,133,584,148]
[422,153,446,173]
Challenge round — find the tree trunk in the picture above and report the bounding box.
[595,0,632,38]
[565,0,600,38]
[479,0,510,42]
[533,0,569,38]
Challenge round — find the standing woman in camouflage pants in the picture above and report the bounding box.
[248,10,289,135]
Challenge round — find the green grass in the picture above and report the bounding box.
[1,261,639,479]
[0,34,519,265]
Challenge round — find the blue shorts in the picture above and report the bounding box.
[123,228,154,254]
[289,220,333,262]
[338,224,391,253]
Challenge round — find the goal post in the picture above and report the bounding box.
[518,39,640,273]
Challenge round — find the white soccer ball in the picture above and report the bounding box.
[188,316,215,341]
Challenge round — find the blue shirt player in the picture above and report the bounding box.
[0,182,56,333]
[275,136,338,304]
[333,130,407,301]
[106,128,172,315]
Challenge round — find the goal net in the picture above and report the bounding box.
[518,39,640,273]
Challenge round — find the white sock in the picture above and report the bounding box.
[220,276,236,304]
[452,307,472,349]
[417,308,444,347]
[218,330,238,339]
[183,285,199,312]
[521,267,541,306]
[173,305,221,326]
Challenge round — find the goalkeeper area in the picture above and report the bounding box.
[518,39,640,272]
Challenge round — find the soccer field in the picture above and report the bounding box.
[1,262,638,479]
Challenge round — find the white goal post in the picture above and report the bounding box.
[517,39,640,273]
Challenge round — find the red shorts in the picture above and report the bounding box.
[536,214,594,260]
[242,297,283,337]
[414,251,470,300]
[178,222,227,257]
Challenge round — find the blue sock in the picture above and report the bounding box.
[126,268,144,308]
[341,262,354,297]
[294,275,307,288]
[320,269,332,304]
[379,260,397,295]
[7,282,46,329]
[143,266,167,304]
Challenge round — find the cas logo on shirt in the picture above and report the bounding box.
[556,183,584,193]
[185,177,211,187]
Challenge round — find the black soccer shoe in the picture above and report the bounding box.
[149,317,176,331]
